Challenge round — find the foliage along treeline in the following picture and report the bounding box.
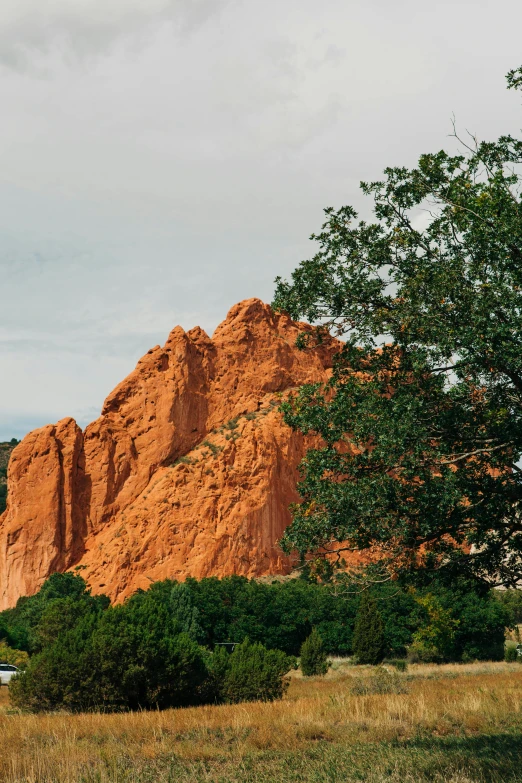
[1,573,295,712]
[0,571,513,711]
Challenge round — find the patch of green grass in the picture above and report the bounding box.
[202,440,222,456]
[76,733,522,782]
[2,664,522,782]
[171,455,193,466]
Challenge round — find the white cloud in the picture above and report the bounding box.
[0,0,229,69]
[0,0,521,439]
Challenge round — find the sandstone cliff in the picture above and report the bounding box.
[0,300,339,609]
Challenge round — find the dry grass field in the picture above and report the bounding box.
[1,661,521,782]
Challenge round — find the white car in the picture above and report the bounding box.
[0,664,19,685]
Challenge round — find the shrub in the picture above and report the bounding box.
[9,604,210,712]
[9,612,99,712]
[432,582,508,662]
[202,440,221,456]
[1,571,512,713]
[0,641,28,669]
[351,667,409,695]
[384,658,408,672]
[300,630,328,676]
[495,589,522,624]
[219,639,294,703]
[407,641,441,663]
[505,644,518,662]
[409,594,459,663]
[352,594,385,665]
[0,572,109,654]
[173,456,192,466]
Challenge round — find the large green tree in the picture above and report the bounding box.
[273,67,522,587]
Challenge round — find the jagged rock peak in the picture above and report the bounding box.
[0,299,339,609]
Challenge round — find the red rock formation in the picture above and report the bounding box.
[0,299,339,609]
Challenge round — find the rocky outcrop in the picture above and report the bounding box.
[0,299,339,609]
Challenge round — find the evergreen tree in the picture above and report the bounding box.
[170,583,204,641]
[300,629,328,676]
[219,638,294,703]
[352,594,385,665]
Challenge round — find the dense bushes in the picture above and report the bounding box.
[2,574,511,663]
[7,577,294,713]
[3,573,508,665]
[9,618,209,712]
[0,571,513,712]
[413,585,507,662]
[496,589,522,625]
[10,627,294,713]
[215,639,294,703]
[300,630,328,676]
[0,641,28,668]
[0,572,109,653]
[408,594,459,663]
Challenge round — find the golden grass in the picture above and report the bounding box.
[0,662,521,782]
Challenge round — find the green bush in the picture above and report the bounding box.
[407,641,443,663]
[408,594,459,663]
[300,629,328,676]
[10,626,294,712]
[1,571,511,714]
[350,667,409,695]
[218,638,294,703]
[0,641,29,669]
[496,589,522,624]
[0,572,109,653]
[438,584,507,661]
[9,612,99,712]
[9,598,210,712]
[353,594,385,665]
[505,644,518,663]
[407,585,508,662]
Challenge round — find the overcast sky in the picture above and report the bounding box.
[1,0,521,440]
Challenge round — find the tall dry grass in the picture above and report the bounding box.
[0,662,521,782]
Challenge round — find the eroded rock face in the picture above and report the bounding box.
[0,418,85,608]
[0,300,338,608]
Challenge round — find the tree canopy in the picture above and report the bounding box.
[1,573,508,672]
[273,67,522,587]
